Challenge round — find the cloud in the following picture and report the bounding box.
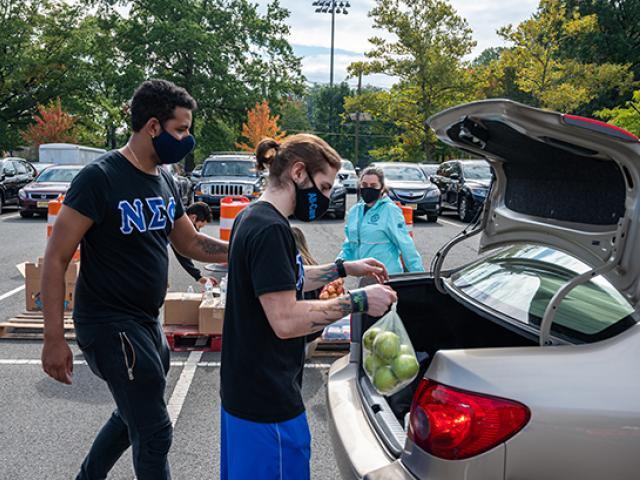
[278,0,539,88]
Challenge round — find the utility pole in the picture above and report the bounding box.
[354,70,362,167]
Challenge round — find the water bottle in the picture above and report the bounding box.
[220,275,228,308]
[204,281,214,301]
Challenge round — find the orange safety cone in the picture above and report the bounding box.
[220,196,251,241]
[48,195,80,261]
[395,202,415,271]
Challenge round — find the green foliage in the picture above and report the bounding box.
[595,90,640,137]
[347,0,475,161]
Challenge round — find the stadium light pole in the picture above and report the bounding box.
[312,0,351,133]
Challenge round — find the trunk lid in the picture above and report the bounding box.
[428,99,640,307]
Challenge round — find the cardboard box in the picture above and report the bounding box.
[164,292,203,326]
[199,298,224,335]
[23,260,79,312]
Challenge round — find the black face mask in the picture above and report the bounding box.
[360,187,382,204]
[293,172,330,222]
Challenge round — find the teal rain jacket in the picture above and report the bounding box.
[337,196,425,274]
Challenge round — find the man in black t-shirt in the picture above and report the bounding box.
[220,135,397,480]
[41,80,228,480]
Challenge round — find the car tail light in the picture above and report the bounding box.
[408,379,530,460]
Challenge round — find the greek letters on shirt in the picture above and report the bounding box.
[118,196,177,234]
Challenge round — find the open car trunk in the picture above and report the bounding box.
[356,274,537,456]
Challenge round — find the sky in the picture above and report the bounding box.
[278,0,540,89]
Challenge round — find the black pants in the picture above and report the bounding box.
[74,318,172,480]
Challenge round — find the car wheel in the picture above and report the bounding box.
[458,196,474,222]
[19,210,33,218]
[427,214,438,223]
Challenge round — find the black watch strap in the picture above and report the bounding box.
[335,259,347,278]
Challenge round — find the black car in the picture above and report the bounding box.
[431,159,492,222]
[327,178,347,220]
[0,157,36,212]
[193,154,265,214]
[370,162,441,222]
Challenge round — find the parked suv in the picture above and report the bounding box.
[0,157,36,212]
[431,159,492,222]
[327,100,640,480]
[193,154,265,214]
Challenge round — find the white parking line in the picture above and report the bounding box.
[0,358,333,369]
[438,218,463,228]
[0,213,20,220]
[0,285,25,302]
[167,351,202,427]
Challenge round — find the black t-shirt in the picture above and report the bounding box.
[64,151,185,323]
[220,201,306,423]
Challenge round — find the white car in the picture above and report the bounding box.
[338,159,358,192]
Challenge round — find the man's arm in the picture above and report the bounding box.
[41,205,93,385]
[169,214,228,263]
[303,258,390,292]
[260,284,397,339]
[171,246,202,282]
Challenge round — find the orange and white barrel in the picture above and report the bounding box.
[395,202,414,238]
[220,196,251,241]
[48,195,80,261]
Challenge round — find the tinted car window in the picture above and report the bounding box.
[13,161,28,175]
[37,168,82,183]
[202,161,257,177]
[2,161,16,175]
[462,163,491,181]
[450,244,636,343]
[381,166,426,182]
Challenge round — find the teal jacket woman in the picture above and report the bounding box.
[338,167,425,274]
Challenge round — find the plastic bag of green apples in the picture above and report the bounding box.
[362,303,419,396]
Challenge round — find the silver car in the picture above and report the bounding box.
[338,159,358,192]
[327,99,640,479]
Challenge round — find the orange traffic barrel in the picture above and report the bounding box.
[395,202,414,238]
[48,195,80,261]
[220,196,251,241]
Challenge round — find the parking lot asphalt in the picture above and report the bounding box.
[0,196,480,479]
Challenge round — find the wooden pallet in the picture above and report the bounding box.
[0,311,75,340]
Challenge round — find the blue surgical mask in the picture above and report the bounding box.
[152,129,196,165]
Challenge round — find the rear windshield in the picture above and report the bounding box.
[382,166,426,182]
[450,244,636,343]
[202,160,256,177]
[462,163,491,181]
[341,160,355,171]
[37,168,81,183]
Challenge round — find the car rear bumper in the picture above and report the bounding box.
[327,356,417,480]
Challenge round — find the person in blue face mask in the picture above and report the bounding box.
[40,79,229,480]
[219,135,397,480]
[338,166,425,274]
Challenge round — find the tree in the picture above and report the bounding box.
[236,100,286,152]
[497,0,633,112]
[348,0,476,161]
[20,99,77,147]
[595,91,640,137]
[0,1,93,152]
[278,98,311,134]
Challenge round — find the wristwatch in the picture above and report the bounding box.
[335,258,347,278]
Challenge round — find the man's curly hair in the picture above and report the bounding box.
[130,79,197,132]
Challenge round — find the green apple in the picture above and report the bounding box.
[373,331,401,361]
[373,366,399,393]
[391,354,420,381]
[399,344,413,356]
[362,327,381,351]
[364,354,385,376]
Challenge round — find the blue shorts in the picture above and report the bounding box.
[220,407,311,480]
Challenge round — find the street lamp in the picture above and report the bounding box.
[312,0,350,134]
